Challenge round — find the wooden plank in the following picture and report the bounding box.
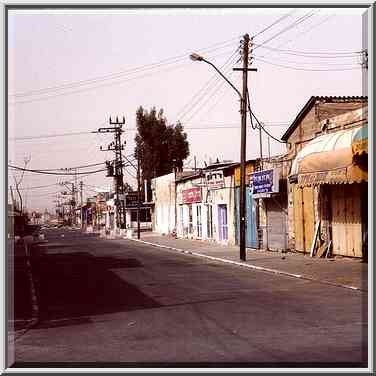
[303,186,315,252]
[310,220,321,257]
[331,186,340,254]
[346,183,362,257]
[293,186,304,251]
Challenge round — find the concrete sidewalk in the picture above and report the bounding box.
[127,233,368,292]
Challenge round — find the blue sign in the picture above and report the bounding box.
[250,169,275,194]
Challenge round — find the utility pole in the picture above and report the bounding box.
[80,181,83,229]
[137,155,141,239]
[97,116,126,232]
[233,33,250,261]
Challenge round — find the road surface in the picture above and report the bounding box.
[11,229,367,367]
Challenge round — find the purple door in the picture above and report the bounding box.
[218,204,228,241]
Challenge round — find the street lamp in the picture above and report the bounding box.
[190,40,253,261]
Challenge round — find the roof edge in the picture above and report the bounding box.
[281,96,368,142]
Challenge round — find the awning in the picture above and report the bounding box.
[290,127,367,186]
[352,124,368,156]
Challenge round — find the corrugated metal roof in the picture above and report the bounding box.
[281,96,368,141]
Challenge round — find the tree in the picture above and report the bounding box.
[134,106,190,181]
[11,155,31,213]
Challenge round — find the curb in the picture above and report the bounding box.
[126,238,365,293]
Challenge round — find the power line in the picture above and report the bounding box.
[9,131,94,141]
[253,9,297,38]
[10,48,236,106]
[10,38,240,100]
[253,10,319,51]
[8,165,107,175]
[253,42,362,57]
[182,53,240,123]
[176,47,239,121]
[247,89,286,144]
[253,56,361,71]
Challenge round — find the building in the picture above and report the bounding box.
[151,172,177,235]
[151,161,259,247]
[282,96,368,258]
[251,156,290,252]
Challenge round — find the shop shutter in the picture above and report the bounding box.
[266,197,287,250]
[293,185,315,253]
[331,184,362,257]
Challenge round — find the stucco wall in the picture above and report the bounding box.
[176,174,237,245]
[153,173,176,235]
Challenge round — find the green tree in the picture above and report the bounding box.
[134,106,190,181]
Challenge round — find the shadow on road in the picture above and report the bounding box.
[30,250,161,328]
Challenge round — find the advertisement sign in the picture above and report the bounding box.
[182,187,202,204]
[250,169,279,195]
[205,170,224,189]
[125,192,141,208]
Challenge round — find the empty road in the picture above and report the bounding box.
[11,229,367,368]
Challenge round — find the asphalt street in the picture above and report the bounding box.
[12,229,367,367]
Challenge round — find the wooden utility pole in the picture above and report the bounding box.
[232,34,258,261]
[239,33,250,261]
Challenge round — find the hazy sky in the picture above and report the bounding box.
[7,7,367,211]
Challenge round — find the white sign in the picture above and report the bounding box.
[205,170,224,189]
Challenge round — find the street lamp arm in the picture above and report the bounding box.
[202,58,242,99]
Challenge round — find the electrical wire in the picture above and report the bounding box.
[182,54,240,124]
[253,10,319,51]
[252,42,362,57]
[253,9,297,39]
[257,15,334,61]
[246,89,286,144]
[253,56,361,71]
[10,37,239,98]
[8,165,107,175]
[176,47,239,121]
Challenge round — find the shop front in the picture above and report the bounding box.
[289,125,368,258]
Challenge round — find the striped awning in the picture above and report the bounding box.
[290,127,367,186]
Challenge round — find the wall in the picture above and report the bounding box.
[176,173,237,245]
[286,99,367,253]
[152,173,176,235]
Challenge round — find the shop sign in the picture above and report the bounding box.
[250,169,279,195]
[205,170,224,189]
[125,192,142,208]
[182,187,202,204]
[298,168,348,186]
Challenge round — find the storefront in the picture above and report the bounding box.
[176,166,237,245]
[289,125,368,258]
[250,168,288,251]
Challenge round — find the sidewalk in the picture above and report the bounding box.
[127,233,368,292]
[8,238,41,340]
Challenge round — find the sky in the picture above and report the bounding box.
[7,6,368,212]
